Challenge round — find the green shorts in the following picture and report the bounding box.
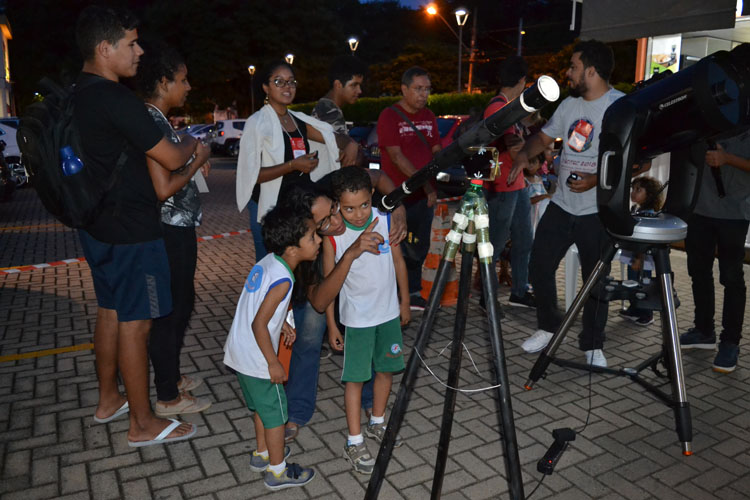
[236,373,288,429]
[342,316,405,383]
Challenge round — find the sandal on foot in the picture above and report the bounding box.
[93,401,129,424]
[128,419,197,448]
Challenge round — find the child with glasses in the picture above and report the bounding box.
[321,167,410,475]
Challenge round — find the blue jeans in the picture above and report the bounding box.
[286,301,373,425]
[487,189,533,297]
[248,200,267,260]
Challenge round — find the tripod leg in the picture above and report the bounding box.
[525,242,618,389]
[654,248,693,455]
[475,196,525,500]
[365,201,470,500]
[430,246,474,499]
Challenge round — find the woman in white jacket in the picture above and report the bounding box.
[236,60,339,258]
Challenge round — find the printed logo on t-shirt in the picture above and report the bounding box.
[567,118,594,152]
[378,239,391,254]
[244,265,263,293]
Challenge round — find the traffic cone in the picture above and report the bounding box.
[420,200,459,306]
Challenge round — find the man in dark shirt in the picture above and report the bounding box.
[312,55,365,167]
[75,6,209,447]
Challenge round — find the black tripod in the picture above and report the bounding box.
[524,214,693,455]
[365,181,525,499]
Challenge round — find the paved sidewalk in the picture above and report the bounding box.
[2,166,750,499]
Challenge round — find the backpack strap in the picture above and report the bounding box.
[390,106,431,149]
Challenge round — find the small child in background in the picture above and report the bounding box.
[524,151,551,235]
[323,167,409,475]
[223,204,321,490]
[619,176,665,326]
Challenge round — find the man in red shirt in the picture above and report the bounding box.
[483,56,536,309]
[377,67,441,310]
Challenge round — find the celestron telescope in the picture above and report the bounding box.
[525,43,750,457]
[365,76,561,500]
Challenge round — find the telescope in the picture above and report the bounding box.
[526,43,750,458]
[597,43,750,238]
[380,76,561,210]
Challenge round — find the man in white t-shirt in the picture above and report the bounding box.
[509,40,634,367]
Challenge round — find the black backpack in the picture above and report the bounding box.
[17,76,126,228]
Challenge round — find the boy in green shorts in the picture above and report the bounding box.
[223,204,321,490]
[323,168,410,474]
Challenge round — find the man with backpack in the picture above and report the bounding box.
[74,6,209,446]
[376,66,442,311]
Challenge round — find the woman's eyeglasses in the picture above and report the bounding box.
[316,202,340,232]
[273,78,298,89]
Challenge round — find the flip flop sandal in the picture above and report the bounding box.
[128,419,198,448]
[93,401,129,424]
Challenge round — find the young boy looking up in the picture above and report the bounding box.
[223,205,320,490]
[323,167,410,475]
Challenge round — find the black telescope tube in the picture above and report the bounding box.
[380,76,560,211]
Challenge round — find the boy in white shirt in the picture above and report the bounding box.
[323,167,410,474]
[223,204,321,490]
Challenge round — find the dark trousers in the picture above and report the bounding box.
[685,213,748,345]
[149,224,197,402]
[529,203,611,350]
[403,198,434,295]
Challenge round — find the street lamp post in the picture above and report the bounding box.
[247,65,255,114]
[285,53,294,65]
[348,36,359,56]
[455,7,469,93]
[427,4,470,93]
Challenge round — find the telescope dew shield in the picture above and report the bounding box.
[381,76,560,211]
[597,44,750,238]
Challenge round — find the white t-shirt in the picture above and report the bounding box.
[542,88,624,216]
[331,208,400,328]
[223,253,294,379]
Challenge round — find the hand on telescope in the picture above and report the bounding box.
[705,143,726,168]
[568,172,597,193]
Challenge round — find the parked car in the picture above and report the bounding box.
[360,115,471,197]
[0,122,26,186]
[209,119,246,156]
[178,123,215,143]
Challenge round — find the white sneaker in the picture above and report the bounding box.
[521,330,554,353]
[584,349,607,368]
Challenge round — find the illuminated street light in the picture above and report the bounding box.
[348,36,359,55]
[426,4,470,92]
[455,7,469,92]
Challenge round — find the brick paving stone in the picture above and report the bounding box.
[31,454,58,486]
[151,486,185,500]
[3,448,31,477]
[149,465,204,491]
[90,470,120,500]
[183,471,237,498]
[60,463,88,494]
